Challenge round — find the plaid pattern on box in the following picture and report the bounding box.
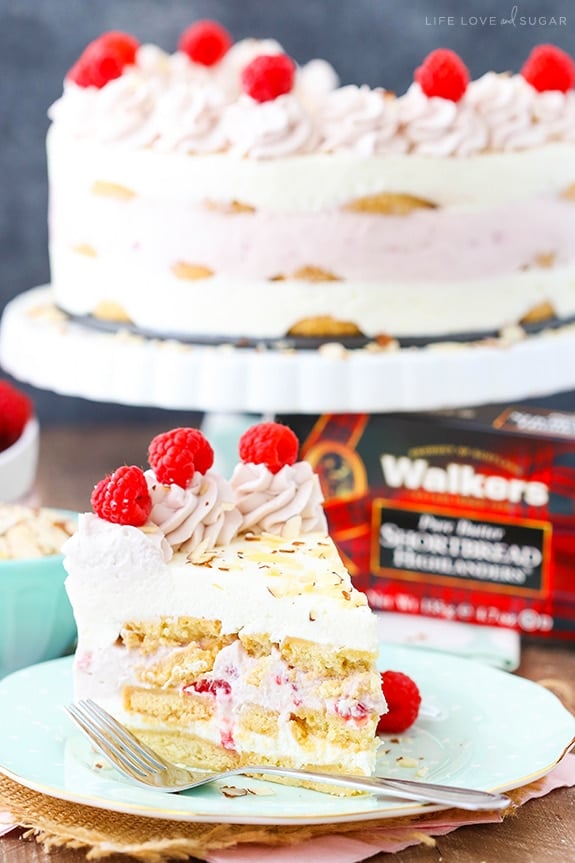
[284,406,575,641]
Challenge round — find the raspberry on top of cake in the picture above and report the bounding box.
[47,24,575,345]
[63,422,387,783]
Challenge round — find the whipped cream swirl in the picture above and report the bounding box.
[146,470,242,556]
[398,82,488,156]
[533,88,575,143]
[295,59,340,112]
[222,93,318,158]
[465,72,546,151]
[230,461,328,538]
[49,72,160,147]
[135,44,199,83]
[153,81,229,153]
[318,85,407,155]
[50,39,575,156]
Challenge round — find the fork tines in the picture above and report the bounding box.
[66,699,166,779]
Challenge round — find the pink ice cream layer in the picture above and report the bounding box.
[50,195,575,282]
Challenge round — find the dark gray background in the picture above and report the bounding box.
[0,0,573,423]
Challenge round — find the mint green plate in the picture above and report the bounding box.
[0,647,573,825]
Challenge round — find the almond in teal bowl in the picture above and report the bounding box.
[0,505,77,678]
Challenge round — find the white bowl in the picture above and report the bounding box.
[0,417,40,503]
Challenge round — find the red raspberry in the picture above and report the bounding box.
[238,422,299,473]
[67,31,140,89]
[0,380,33,452]
[91,465,152,527]
[241,53,296,102]
[178,20,232,66]
[185,678,231,696]
[148,427,214,488]
[521,44,575,93]
[414,48,470,102]
[377,670,422,735]
[66,58,94,88]
[99,32,140,64]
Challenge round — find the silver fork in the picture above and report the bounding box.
[65,699,510,811]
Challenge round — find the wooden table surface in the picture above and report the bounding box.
[2,423,575,863]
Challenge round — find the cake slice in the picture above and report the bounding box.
[63,422,386,785]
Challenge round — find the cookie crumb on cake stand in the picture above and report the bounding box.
[2,286,575,419]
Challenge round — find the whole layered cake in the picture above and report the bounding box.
[63,422,387,781]
[47,24,575,346]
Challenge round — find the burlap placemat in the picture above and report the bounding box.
[0,769,539,863]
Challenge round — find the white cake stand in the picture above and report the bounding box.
[2,286,575,415]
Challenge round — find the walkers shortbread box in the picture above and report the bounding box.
[280,406,575,640]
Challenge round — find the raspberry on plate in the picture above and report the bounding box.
[238,422,299,473]
[148,427,214,488]
[377,670,422,734]
[91,465,152,526]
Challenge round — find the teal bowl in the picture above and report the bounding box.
[0,510,77,678]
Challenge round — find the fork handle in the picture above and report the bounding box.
[230,767,511,811]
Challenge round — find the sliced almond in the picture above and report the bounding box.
[172,261,214,281]
[344,192,436,215]
[91,180,136,201]
[396,756,419,768]
[5,523,43,559]
[219,786,253,798]
[244,551,287,564]
[0,504,75,560]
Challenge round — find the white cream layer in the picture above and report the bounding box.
[50,252,575,338]
[63,514,379,653]
[48,128,575,210]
